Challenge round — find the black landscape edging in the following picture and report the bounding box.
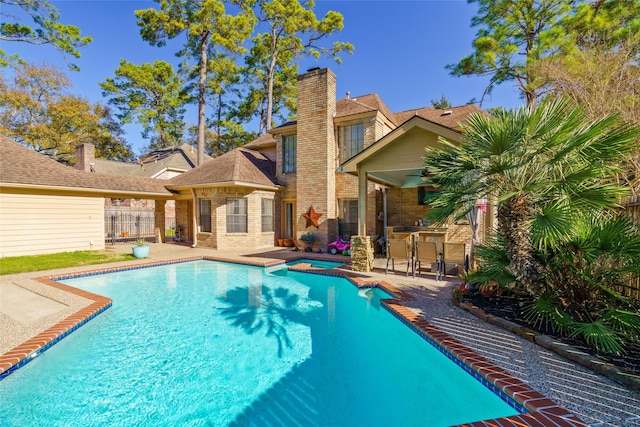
[453,296,640,393]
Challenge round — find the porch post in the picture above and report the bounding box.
[351,167,373,272]
[357,167,367,236]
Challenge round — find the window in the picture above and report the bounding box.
[199,199,211,233]
[261,198,274,232]
[282,134,297,173]
[226,198,247,233]
[339,123,364,162]
[338,199,358,239]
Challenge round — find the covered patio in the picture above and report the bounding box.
[340,114,494,272]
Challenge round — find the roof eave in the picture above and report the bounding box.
[0,182,175,198]
[267,123,297,135]
[167,181,281,191]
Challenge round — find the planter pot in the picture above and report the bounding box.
[132,244,149,259]
[277,239,284,247]
[303,242,314,252]
[284,238,294,247]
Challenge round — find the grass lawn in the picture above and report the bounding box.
[0,250,134,275]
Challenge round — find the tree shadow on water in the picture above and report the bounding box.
[218,285,318,358]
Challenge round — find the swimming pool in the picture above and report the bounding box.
[1,260,521,426]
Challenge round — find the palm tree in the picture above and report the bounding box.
[424,98,640,295]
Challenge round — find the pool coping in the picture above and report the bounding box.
[0,256,586,427]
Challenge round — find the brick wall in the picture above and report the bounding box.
[193,187,276,250]
[295,68,337,249]
[386,186,478,245]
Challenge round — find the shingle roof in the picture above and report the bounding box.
[394,104,485,131]
[0,135,173,196]
[168,147,280,188]
[243,133,277,149]
[336,93,397,125]
[92,159,148,177]
[140,143,212,167]
[91,143,210,178]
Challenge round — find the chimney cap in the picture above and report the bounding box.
[306,66,321,72]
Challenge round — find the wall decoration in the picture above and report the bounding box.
[302,205,322,228]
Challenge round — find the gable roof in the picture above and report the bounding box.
[140,143,211,168]
[336,93,397,125]
[243,133,277,149]
[91,143,211,178]
[168,147,281,190]
[0,135,173,197]
[394,104,485,131]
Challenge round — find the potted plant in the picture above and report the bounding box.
[132,238,149,258]
[299,232,317,252]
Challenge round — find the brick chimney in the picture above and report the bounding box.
[75,143,95,171]
[296,67,337,248]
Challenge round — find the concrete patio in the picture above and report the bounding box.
[1,243,638,426]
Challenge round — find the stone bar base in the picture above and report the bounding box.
[350,236,374,272]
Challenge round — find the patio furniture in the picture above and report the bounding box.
[386,238,412,276]
[413,241,441,280]
[442,243,466,278]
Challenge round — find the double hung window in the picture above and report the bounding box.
[226,198,247,233]
[339,124,364,162]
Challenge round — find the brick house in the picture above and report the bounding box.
[167,67,489,257]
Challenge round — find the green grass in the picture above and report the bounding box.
[0,250,134,275]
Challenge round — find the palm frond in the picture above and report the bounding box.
[601,309,640,336]
[570,321,625,355]
[531,199,575,250]
[522,291,574,336]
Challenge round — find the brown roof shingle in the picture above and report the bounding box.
[243,133,277,149]
[0,135,173,196]
[394,104,485,131]
[168,147,280,188]
[336,93,397,125]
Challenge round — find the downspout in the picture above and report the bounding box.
[190,188,198,248]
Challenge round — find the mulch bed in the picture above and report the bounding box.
[462,293,640,376]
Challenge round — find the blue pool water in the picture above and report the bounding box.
[0,260,520,426]
[286,258,345,269]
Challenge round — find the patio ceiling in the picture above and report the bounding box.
[364,167,426,188]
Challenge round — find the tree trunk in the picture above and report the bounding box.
[498,195,543,295]
[265,27,278,131]
[197,32,209,165]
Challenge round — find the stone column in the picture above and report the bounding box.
[154,200,166,243]
[350,236,373,272]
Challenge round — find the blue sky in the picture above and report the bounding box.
[5,0,525,155]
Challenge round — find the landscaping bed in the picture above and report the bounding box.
[462,293,640,376]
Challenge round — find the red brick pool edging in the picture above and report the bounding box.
[0,256,587,426]
[0,278,112,378]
